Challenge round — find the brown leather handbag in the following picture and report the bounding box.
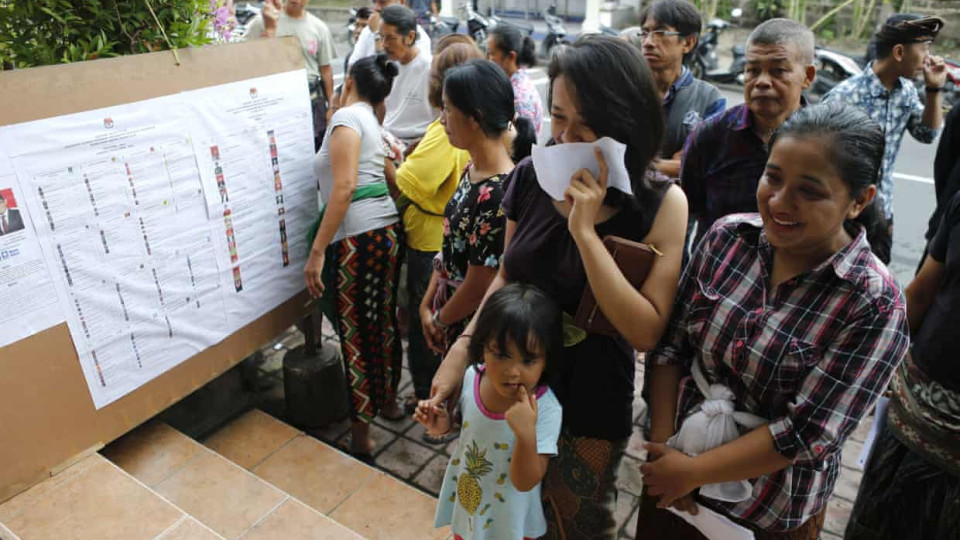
[573,236,662,337]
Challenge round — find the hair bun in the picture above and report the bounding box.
[375,53,399,78]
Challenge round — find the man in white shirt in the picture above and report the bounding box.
[0,193,24,236]
[378,5,437,147]
[347,0,431,69]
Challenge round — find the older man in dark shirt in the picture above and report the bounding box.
[680,18,816,249]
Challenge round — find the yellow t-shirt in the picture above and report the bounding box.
[396,119,470,252]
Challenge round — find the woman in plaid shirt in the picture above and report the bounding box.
[636,102,910,539]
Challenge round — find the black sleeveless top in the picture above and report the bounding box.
[501,157,670,440]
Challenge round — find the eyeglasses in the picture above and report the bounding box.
[374,32,401,44]
[639,29,684,42]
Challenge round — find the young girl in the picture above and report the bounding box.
[415,283,563,540]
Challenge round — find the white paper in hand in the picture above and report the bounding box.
[530,137,633,201]
[667,505,756,540]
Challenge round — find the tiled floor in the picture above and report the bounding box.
[0,322,870,540]
[0,454,184,540]
[260,323,874,540]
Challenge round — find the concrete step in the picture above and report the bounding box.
[0,409,449,540]
[0,451,222,540]
[199,409,449,540]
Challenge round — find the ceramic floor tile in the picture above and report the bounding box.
[831,466,864,503]
[625,427,647,460]
[203,410,300,470]
[621,503,639,539]
[0,520,21,540]
[849,414,873,443]
[412,455,450,497]
[2,455,182,540]
[238,499,365,540]
[156,518,225,540]
[614,493,639,532]
[372,410,416,434]
[841,439,864,471]
[102,421,204,488]
[0,453,101,523]
[822,496,854,536]
[376,437,434,480]
[329,473,448,540]
[155,451,286,540]
[253,435,376,515]
[616,456,644,497]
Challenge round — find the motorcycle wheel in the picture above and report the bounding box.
[690,60,704,80]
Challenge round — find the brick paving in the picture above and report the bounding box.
[256,324,872,539]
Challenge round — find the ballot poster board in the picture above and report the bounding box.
[0,38,314,504]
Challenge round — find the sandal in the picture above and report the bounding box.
[421,429,459,445]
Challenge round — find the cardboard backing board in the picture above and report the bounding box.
[0,38,311,503]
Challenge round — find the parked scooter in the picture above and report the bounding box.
[541,1,569,59]
[233,2,261,40]
[691,9,746,84]
[489,11,535,38]
[346,7,360,46]
[809,46,863,100]
[464,2,491,49]
[430,11,461,37]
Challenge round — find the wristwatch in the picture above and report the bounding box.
[927,86,944,93]
[432,310,448,329]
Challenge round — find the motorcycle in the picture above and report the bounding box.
[691,9,746,85]
[489,11,535,38]
[346,7,360,47]
[809,47,863,100]
[429,11,461,37]
[541,1,569,59]
[464,2,491,49]
[233,2,261,40]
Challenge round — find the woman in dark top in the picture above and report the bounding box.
[421,36,688,540]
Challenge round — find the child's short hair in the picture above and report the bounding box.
[467,283,562,386]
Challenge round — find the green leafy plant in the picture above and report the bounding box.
[753,0,785,20]
[0,0,216,69]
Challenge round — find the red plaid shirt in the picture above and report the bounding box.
[649,214,909,531]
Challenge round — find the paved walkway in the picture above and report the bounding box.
[255,323,870,539]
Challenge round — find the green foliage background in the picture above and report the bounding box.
[0,0,214,69]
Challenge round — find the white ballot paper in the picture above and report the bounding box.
[530,137,633,201]
[0,146,66,347]
[667,505,756,540]
[185,69,318,330]
[3,97,228,409]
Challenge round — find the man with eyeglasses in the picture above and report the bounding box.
[347,0,431,70]
[679,18,816,250]
[378,5,437,150]
[628,0,725,179]
[822,14,946,264]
